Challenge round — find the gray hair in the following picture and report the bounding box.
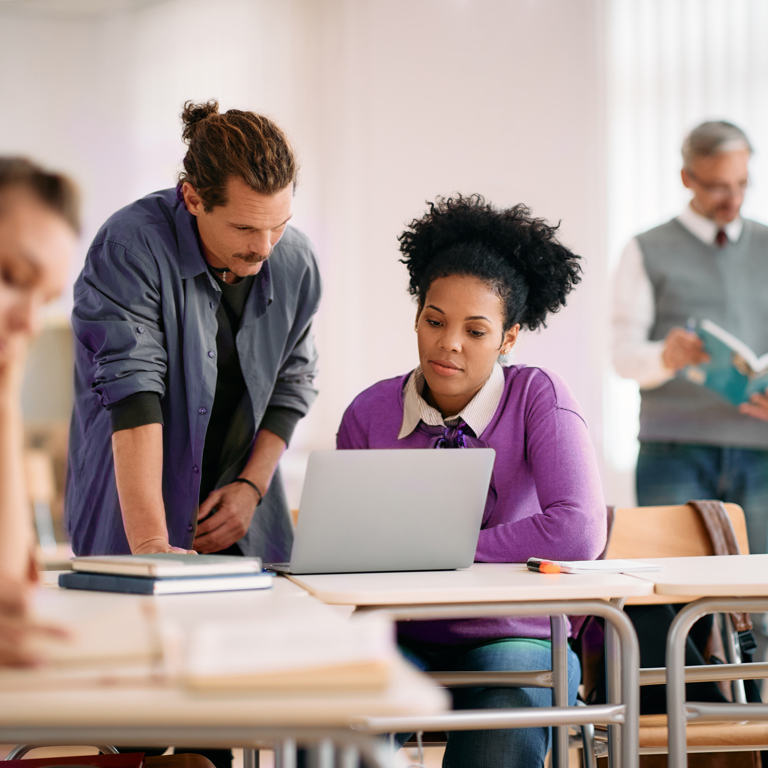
[682,121,753,169]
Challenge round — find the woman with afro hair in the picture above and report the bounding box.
[336,195,606,768]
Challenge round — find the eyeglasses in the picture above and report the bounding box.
[686,170,750,199]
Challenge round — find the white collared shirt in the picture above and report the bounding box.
[398,362,505,439]
[612,205,743,389]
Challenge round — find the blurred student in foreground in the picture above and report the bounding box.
[0,157,78,665]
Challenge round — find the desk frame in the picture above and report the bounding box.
[666,596,768,768]
[352,598,640,768]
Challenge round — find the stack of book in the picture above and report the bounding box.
[58,554,273,595]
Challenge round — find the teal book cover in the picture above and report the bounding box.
[683,319,768,406]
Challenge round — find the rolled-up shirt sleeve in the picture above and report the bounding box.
[611,237,674,390]
[72,239,168,407]
[107,391,164,433]
[258,405,303,446]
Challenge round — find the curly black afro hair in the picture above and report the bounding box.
[398,194,582,332]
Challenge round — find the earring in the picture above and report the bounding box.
[501,348,509,355]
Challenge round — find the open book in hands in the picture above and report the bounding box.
[683,319,768,406]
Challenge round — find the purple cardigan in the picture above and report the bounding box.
[336,364,607,644]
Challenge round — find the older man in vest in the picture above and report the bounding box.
[613,120,768,556]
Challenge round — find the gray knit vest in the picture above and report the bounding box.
[637,217,768,449]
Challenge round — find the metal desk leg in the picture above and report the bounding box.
[356,598,639,768]
[606,597,626,768]
[551,614,569,768]
[315,739,334,768]
[274,739,297,768]
[338,744,361,768]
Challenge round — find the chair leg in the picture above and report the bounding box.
[573,700,598,768]
[579,723,598,768]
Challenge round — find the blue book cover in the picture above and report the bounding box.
[59,570,273,595]
[683,319,768,406]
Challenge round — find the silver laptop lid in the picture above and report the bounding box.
[288,448,495,574]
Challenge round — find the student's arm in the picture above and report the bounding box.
[0,338,69,665]
[336,400,370,450]
[0,336,33,580]
[112,423,193,554]
[194,429,286,553]
[475,379,607,563]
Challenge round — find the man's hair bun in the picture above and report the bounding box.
[181,100,220,144]
[178,99,298,209]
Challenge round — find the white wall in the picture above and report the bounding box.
[0,0,613,506]
[604,0,768,504]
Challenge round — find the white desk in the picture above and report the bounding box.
[287,562,654,605]
[0,578,449,768]
[630,554,768,768]
[288,563,653,768]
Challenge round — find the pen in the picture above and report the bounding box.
[526,557,562,574]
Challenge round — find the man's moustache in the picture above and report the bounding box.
[233,252,269,264]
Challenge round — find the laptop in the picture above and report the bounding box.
[266,448,495,575]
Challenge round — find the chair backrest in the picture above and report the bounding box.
[605,503,749,605]
[606,503,749,559]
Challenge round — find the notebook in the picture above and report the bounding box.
[59,570,272,595]
[70,553,262,578]
[266,448,495,575]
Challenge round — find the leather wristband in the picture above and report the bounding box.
[233,477,263,506]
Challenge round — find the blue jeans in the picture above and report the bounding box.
[637,442,768,555]
[398,637,581,768]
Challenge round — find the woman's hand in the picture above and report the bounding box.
[0,573,68,667]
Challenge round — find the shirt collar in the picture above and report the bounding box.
[175,193,210,280]
[398,362,505,439]
[677,204,743,246]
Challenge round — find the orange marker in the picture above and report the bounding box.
[527,557,562,574]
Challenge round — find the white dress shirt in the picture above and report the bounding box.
[611,205,743,389]
[398,362,505,439]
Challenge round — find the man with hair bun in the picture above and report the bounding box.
[66,101,322,564]
[612,120,768,556]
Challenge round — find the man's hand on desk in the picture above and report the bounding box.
[739,388,768,422]
[194,481,260,553]
[0,573,68,667]
[133,537,196,555]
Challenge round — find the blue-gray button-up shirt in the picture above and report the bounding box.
[65,188,321,559]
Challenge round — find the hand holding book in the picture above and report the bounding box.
[681,319,768,407]
[662,326,710,371]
